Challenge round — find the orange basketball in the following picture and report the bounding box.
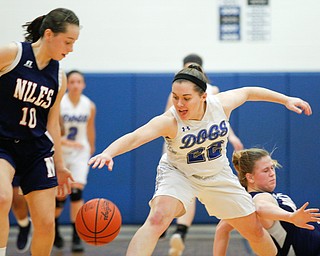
[75,198,122,246]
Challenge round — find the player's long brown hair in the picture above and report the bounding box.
[232,148,281,188]
[23,8,80,43]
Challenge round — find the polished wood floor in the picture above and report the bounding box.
[7,224,254,256]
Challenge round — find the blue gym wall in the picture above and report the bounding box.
[10,72,320,225]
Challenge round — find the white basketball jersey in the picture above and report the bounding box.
[165,95,231,177]
[206,84,217,95]
[60,94,91,154]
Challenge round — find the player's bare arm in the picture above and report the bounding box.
[47,71,74,196]
[253,193,320,230]
[0,42,18,72]
[87,101,96,155]
[217,87,312,118]
[89,113,176,170]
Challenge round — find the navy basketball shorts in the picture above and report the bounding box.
[0,133,58,195]
[12,176,21,187]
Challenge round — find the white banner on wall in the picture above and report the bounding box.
[219,0,271,42]
[219,4,241,41]
[245,0,271,41]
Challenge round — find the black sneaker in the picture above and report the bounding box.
[16,220,32,253]
[54,230,64,249]
[71,238,84,252]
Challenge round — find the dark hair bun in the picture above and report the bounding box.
[187,64,203,72]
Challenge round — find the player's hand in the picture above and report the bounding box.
[229,135,244,152]
[56,166,74,197]
[285,97,312,116]
[62,139,84,149]
[69,141,84,149]
[290,202,320,230]
[88,152,114,171]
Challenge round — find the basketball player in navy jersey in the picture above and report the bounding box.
[89,65,312,256]
[214,148,320,256]
[0,8,79,256]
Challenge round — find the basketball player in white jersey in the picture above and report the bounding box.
[164,54,243,256]
[54,70,96,252]
[88,64,312,256]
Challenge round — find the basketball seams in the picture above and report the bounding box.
[76,226,121,239]
[75,198,122,246]
[98,202,115,233]
[94,198,100,245]
[79,199,97,233]
[80,203,91,232]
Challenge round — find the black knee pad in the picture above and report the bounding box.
[70,188,83,202]
[56,198,67,208]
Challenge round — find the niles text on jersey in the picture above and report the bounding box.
[14,78,54,109]
[180,120,228,149]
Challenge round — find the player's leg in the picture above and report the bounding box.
[126,195,184,256]
[11,181,32,253]
[25,187,56,256]
[68,158,89,252]
[0,159,15,256]
[70,184,85,252]
[198,169,276,256]
[226,212,277,256]
[169,198,196,256]
[16,134,58,255]
[54,196,67,249]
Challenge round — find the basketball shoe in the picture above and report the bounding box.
[168,233,185,256]
[54,219,64,249]
[16,219,32,253]
[71,223,84,252]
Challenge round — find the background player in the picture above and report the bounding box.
[54,70,96,252]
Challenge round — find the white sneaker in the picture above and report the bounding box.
[168,233,185,256]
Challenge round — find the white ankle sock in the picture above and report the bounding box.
[0,247,6,256]
[17,217,29,227]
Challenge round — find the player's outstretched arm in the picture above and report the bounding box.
[88,114,175,171]
[217,87,312,118]
[254,194,320,230]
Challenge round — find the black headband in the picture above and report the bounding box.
[172,73,207,92]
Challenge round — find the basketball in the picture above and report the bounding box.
[75,198,122,246]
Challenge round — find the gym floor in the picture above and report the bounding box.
[7,224,254,256]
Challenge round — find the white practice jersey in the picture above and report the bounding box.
[60,94,91,154]
[165,95,230,177]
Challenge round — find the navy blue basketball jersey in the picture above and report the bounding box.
[250,191,320,256]
[0,42,60,139]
